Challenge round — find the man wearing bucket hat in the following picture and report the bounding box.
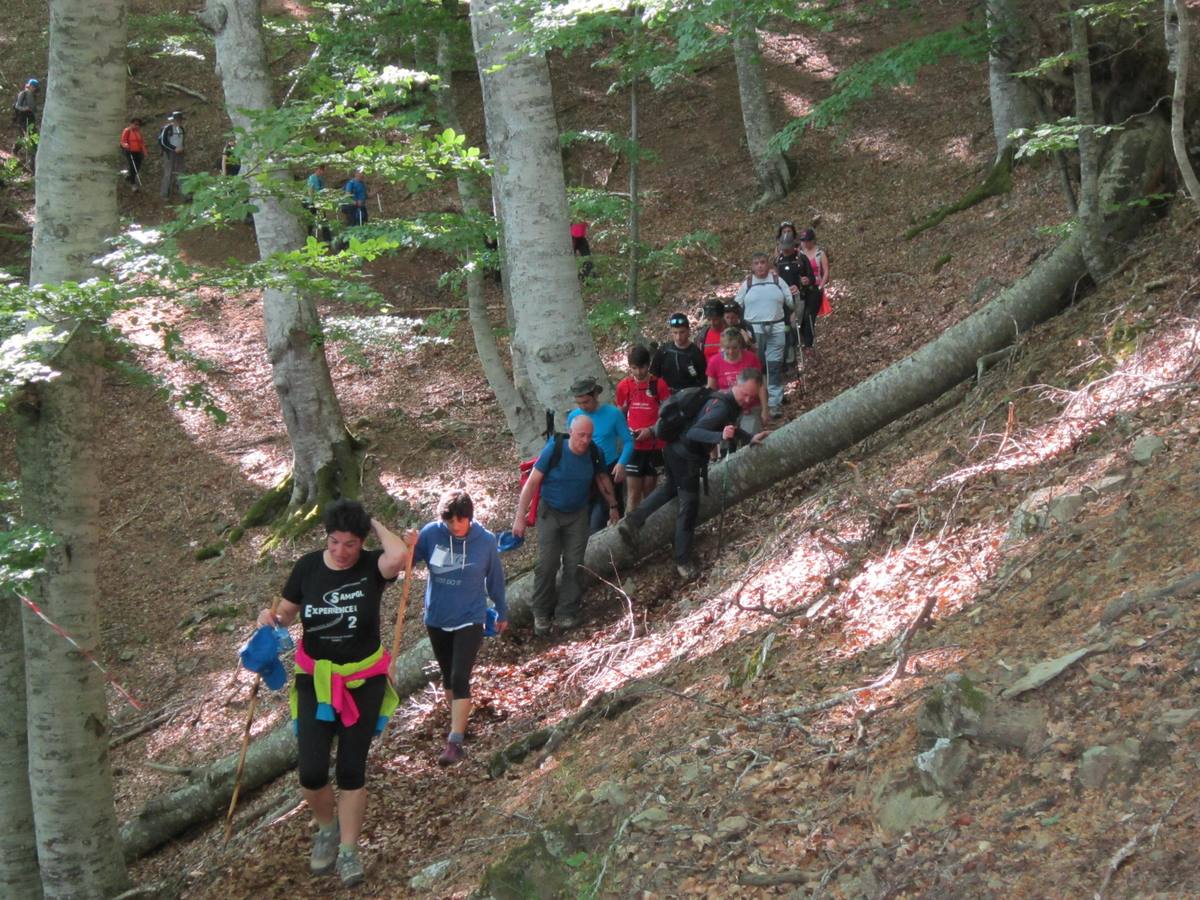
[407,489,507,766]
[565,375,633,534]
[158,110,186,200]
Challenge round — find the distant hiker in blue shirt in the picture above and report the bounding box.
[305,164,331,243]
[511,416,618,635]
[342,169,368,226]
[565,375,633,534]
[408,490,506,767]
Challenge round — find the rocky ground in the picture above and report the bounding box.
[3,0,1200,897]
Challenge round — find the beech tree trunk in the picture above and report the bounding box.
[987,0,1036,161]
[732,17,791,208]
[628,76,641,309]
[1070,6,1114,280]
[498,120,1171,623]
[471,0,613,416]
[0,595,40,898]
[14,1,131,894]
[434,24,541,455]
[1165,0,1200,208]
[199,0,360,518]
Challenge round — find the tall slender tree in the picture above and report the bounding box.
[732,13,792,207]
[199,0,361,525]
[986,0,1036,162]
[0,594,39,896]
[471,0,611,417]
[13,0,131,894]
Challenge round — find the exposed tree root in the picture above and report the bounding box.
[904,147,1015,240]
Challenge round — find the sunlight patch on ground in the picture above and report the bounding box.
[936,321,1200,488]
[844,128,912,164]
[761,33,839,81]
[379,466,511,527]
[943,134,975,162]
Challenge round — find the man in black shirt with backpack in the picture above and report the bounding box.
[617,368,767,580]
[650,312,707,393]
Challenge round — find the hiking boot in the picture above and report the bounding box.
[310,820,339,875]
[533,616,551,637]
[616,517,640,547]
[337,846,365,887]
[437,740,465,766]
[675,560,701,582]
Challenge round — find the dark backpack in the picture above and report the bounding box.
[654,387,715,442]
[518,422,606,527]
[158,124,176,153]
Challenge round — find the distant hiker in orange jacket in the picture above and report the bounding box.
[119,117,146,189]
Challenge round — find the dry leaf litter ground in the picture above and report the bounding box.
[3,0,1200,897]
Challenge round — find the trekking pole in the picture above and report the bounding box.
[388,542,416,683]
[716,440,733,556]
[224,598,278,845]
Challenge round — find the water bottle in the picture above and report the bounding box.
[273,624,295,653]
[484,605,499,638]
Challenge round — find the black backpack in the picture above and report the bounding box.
[158,124,176,153]
[654,387,715,442]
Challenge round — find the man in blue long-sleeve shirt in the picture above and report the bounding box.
[618,369,768,580]
[566,376,633,533]
[342,169,368,226]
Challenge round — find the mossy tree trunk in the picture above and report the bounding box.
[733,15,792,208]
[986,0,1036,162]
[199,0,361,537]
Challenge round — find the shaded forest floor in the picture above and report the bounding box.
[3,0,1200,897]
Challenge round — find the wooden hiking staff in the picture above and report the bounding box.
[224,598,279,845]
[388,542,416,681]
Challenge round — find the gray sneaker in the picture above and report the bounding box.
[310,820,339,874]
[337,846,365,887]
[533,616,551,636]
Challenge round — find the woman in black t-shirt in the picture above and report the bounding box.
[255,500,408,888]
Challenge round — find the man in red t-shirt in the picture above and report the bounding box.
[707,328,770,437]
[616,345,671,512]
[697,299,727,361]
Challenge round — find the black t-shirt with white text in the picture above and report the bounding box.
[282,548,395,664]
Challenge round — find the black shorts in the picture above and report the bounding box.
[626,448,663,478]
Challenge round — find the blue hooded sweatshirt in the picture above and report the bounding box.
[413,520,507,629]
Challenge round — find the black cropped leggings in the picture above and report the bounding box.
[294,673,385,791]
[427,624,485,700]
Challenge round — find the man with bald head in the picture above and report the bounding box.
[513,416,618,635]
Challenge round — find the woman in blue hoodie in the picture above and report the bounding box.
[410,490,507,765]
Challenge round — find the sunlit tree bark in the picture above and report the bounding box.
[15,0,131,895]
[732,15,791,207]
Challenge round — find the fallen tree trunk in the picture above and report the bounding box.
[119,638,435,860]
[499,117,1169,624]
[119,119,1168,858]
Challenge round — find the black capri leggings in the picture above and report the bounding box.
[427,624,485,700]
[294,673,386,791]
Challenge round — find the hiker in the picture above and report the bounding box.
[408,489,507,767]
[254,500,409,887]
[565,376,633,534]
[650,312,707,394]
[342,169,368,226]
[707,328,770,434]
[775,233,817,369]
[697,299,727,361]
[511,416,618,635]
[776,220,797,243]
[305,164,332,243]
[616,345,670,512]
[570,220,594,279]
[722,301,756,349]
[158,110,186,200]
[220,139,240,177]
[733,252,794,418]
[618,369,768,580]
[12,78,38,139]
[119,117,146,190]
[799,226,831,333]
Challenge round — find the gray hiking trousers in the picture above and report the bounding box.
[530,503,590,622]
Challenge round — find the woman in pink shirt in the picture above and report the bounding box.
[707,329,770,435]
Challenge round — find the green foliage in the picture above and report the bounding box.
[561,129,659,164]
[773,25,988,153]
[1010,118,1124,159]
[587,298,642,340]
[0,484,59,596]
